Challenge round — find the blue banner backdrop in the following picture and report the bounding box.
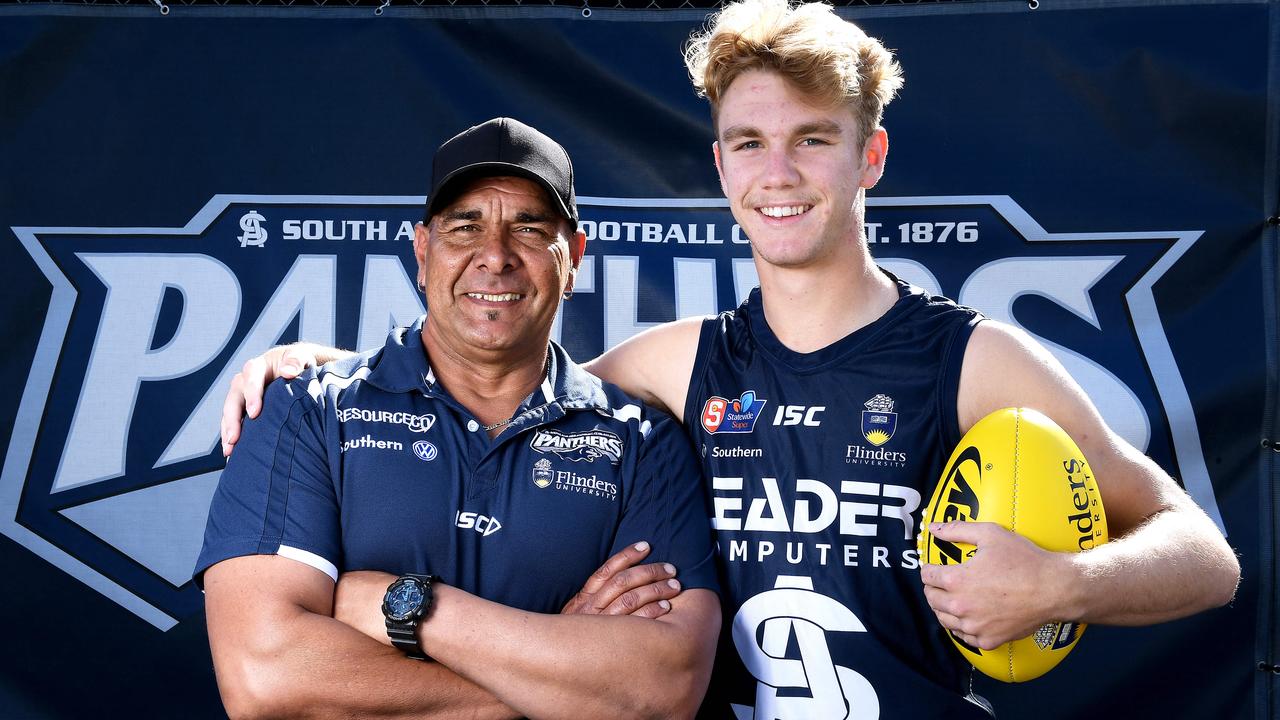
[0,1,1275,717]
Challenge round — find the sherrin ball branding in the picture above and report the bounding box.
[917,407,1109,682]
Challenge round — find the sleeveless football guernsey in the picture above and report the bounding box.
[685,279,993,719]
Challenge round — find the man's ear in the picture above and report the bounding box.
[413,222,430,291]
[859,128,889,189]
[565,228,587,295]
[713,141,729,198]
[569,228,586,268]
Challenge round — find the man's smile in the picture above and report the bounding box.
[465,292,525,303]
[756,204,814,219]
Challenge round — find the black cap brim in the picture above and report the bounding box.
[425,161,576,226]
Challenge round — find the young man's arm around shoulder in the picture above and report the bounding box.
[221,318,708,454]
[585,315,706,419]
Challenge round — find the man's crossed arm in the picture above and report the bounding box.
[205,542,715,720]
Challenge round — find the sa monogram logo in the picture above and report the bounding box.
[732,576,879,720]
[237,210,268,248]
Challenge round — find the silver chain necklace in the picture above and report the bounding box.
[481,416,516,432]
[479,353,552,432]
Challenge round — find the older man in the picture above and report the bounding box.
[197,117,719,720]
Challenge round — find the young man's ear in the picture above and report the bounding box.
[859,128,889,189]
[713,141,729,198]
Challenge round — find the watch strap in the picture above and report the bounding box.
[387,622,428,660]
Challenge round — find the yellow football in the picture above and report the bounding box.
[917,407,1108,682]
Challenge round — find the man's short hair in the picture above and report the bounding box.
[683,0,904,144]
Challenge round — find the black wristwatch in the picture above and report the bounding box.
[381,573,439,660]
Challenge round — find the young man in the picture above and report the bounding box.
[222,2,1239,716]
[591,2,1236,715]
[198,117,719,720]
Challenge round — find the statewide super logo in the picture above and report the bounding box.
[860,394,897,446]
[702,391,768,434]
[3,194,1219,629]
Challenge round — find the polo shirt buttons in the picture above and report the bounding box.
[467,420,480,432]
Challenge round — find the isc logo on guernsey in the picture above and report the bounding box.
[773,405,824,427]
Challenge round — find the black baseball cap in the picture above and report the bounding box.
[423,117,578,226]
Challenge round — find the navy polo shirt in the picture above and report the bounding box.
[196,318,718,613]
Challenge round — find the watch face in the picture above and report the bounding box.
[384,578,426,622]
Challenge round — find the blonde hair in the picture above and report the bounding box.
[684,0,903,143]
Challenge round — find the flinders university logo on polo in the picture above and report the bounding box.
[532,458,554,488]
[702,391,768,434]
[530,458,618,501]
[1,193,1224,629]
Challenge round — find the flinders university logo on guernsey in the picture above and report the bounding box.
[848,394,907,468]
[3,194,1221,628]
[860,394,897,447]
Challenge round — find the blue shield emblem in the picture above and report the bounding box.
[861,410,897,446]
